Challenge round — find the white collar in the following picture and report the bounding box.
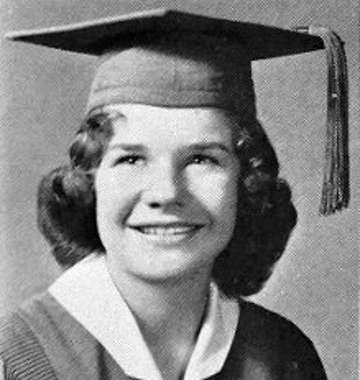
[49,254,239,380]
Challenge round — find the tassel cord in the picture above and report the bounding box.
[298,26,350,215]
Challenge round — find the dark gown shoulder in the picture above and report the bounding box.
[216,299,327,379]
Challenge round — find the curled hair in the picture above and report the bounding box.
[213,123,297,296]
[37,165,102,267]
[37,109,297,297]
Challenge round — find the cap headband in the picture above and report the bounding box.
[87,33,256,119]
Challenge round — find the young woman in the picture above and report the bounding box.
[0,6,347,379]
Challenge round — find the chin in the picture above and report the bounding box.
[124,250,215,285]
[130,266,210,286]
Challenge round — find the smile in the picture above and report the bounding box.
[133,225,200,236]
[128,223,204,243]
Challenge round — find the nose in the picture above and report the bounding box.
[142,162,184,209]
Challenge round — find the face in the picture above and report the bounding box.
[95,104,239,284]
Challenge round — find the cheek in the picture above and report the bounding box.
[188,172,238,221]
[95,171,137,225]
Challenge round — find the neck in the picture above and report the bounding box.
[106,260,213,378]
[107,261,211,335]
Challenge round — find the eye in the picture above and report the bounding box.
[113,154,145,166]
[190,154,219,165]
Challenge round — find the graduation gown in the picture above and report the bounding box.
[0,292,327,379]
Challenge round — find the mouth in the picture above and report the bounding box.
[132,225,201,236]
[128,223,204,242]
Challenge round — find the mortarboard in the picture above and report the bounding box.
[5,8,349,215]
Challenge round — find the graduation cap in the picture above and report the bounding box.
[5,8,349,215]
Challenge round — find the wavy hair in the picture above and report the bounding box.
[37,107,297,296]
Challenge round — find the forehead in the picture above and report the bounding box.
[105,104,237,145]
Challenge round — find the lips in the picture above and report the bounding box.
[128,223,204,239]
[132,225,200,236]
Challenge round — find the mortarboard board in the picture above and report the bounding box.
[4,8,349,215]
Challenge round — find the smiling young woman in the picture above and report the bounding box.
[0,4,349,379]
[18,102,317,380]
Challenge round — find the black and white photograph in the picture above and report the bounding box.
[0,0,358,379]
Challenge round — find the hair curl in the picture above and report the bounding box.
[37,108,297,297]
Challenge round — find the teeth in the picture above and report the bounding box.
[136,226,197,235]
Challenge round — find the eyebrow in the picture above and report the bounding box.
[188,142,232,154]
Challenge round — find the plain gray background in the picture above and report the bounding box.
[0,0,358,379]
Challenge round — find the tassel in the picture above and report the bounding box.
[294,26,350,215]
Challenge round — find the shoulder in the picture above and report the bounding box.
[0,292,106,379]
[238,300,313,344]
[0,293,59,379]
[0,292,79,344]
[0,290,95,347]
[233,300,327,379]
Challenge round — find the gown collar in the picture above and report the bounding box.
[49,254,239,380]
